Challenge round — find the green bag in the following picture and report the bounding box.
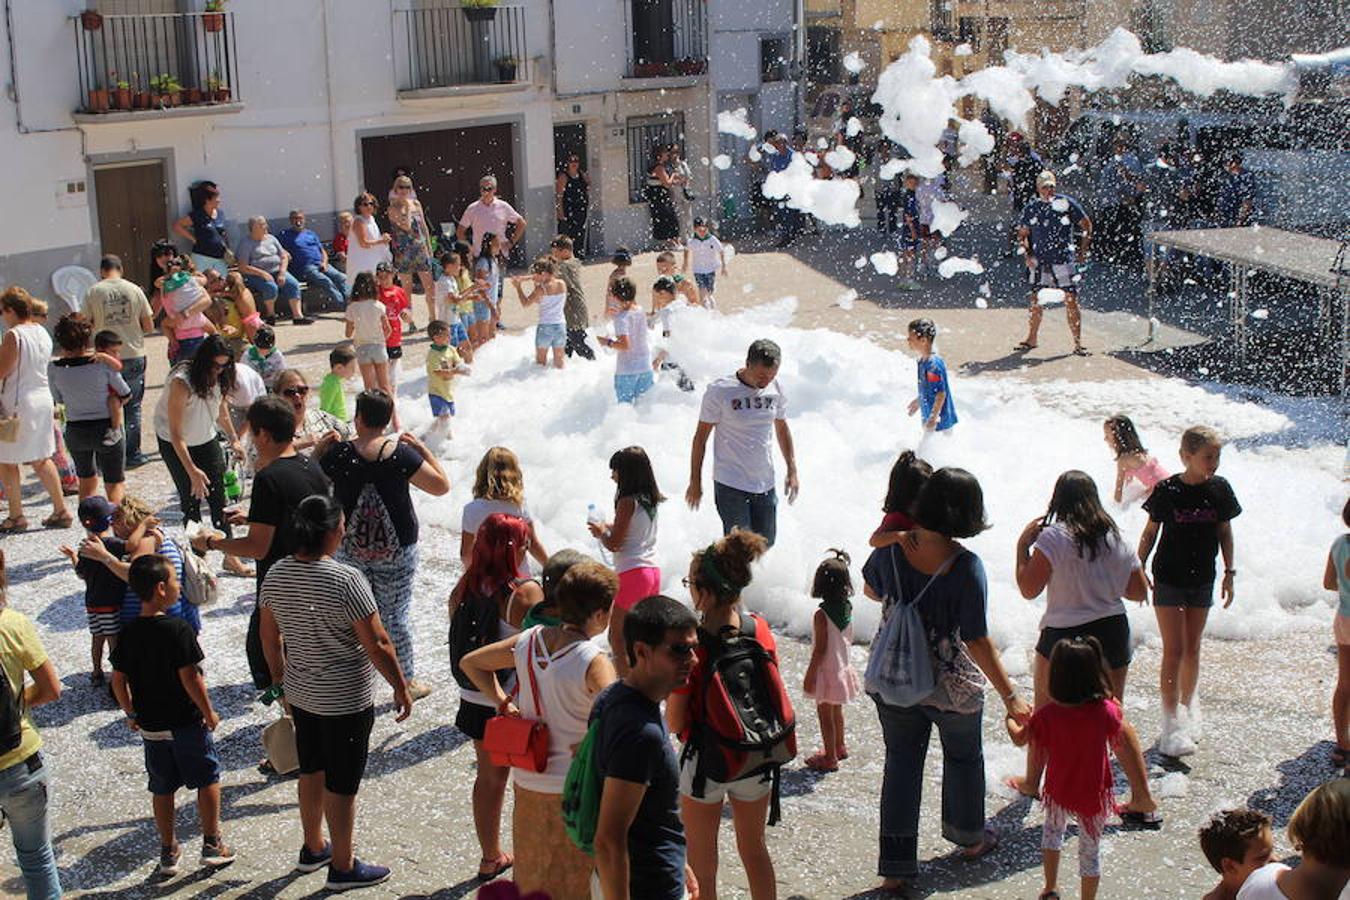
[561,718,603,855]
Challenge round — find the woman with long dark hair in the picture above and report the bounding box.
[151,334,250,576]
[645,144,682,248]
[172,181,229,276]
[258,494,411,891]
[1010,470,1152,805]
[554,154,590,256]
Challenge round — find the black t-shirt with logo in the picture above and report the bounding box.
[111,615,205,731]
[320,440,423,559]
[1142,474,1242,587]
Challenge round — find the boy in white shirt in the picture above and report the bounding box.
[681,217,727,308]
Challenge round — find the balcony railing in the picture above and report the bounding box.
[628,0,707,78]
[393,4,529,92]
[73,11,240,115]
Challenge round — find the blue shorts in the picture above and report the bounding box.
[143,722,221,795]
[429,395,455,418]
[473,301,491,322]
[694,272,716,292]
[449,322,470,346]
[614,370,654,404]
[535,322,566,348]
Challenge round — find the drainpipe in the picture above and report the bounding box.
[793,0,806,131]
[5,0,78,134]
[320,0,341,221]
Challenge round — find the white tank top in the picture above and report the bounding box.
[614,502,658,573]
[510,626,604,793]
[536,290,566,326]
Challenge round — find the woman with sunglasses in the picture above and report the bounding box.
[271,369,351,457]
[346,192,392,281]
[151,334,252,577]
[387,176,437,320]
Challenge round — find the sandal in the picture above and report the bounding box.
[877,878,908,896]
[1072,346,1092,357]
[1332,746,1349,768]
[222,557,256,578]
[958,827,1000,859]
[0,516,28,534]
[1120,809,1164,830]
[1013,341,1037,352]
[804,752,839,772]
[476,852,512,881]
[1039,891,1061,899]
[41,511,73,529]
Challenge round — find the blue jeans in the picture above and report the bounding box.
[873,697,986,878]
[296,262,348,309]
[121,355,147,463]
[242,272,301,306]
[0,756,61,900]
[712,481,777,546]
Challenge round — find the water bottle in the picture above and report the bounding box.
[586,504,612,565]
[223,468,241,502]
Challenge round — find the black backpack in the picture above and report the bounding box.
[448,580,515,691]
[0,658,25,754]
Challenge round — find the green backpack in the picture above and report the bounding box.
[561,718,603,854]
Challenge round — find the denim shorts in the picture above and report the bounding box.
[1153,581,1214,608]
[355,342,388,365]
[535,323,566,348]
[143,722,221,795]
[614,370,654,403]
[450,322,470,346]
[694,272,716,292]
[429,395,455,418]
[678,752,772,804]
[473,301,491,322]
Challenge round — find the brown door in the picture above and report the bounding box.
[360,123,518,254]
[94,160,169,286]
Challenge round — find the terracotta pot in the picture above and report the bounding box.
[212,88,230,103]
[186,87,203,104]
[166,90,181,107]
[111,88,132,109]
[133,91,150,109]
[202,12,224,32]
[80,10,103,31]
[86,88,109,112]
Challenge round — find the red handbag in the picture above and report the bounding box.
[482,633,551,772]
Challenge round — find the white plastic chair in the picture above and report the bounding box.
[49,265,99,318]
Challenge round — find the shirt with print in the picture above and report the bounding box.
[426,344,462,401]
[48,356,131,422]
[111,614,205,731]
[82,278,153,359]
[0,609,47,770]
[379,285,410,348]
[686,234,724,275]
[916,354,957,431]
[699,374,788,494]
[259,556,378,715]
[249,454,331,592]
[1142,474,1241,588]
[1019,195,1088,265]
[591,681,687,900]
[321,440,423,559]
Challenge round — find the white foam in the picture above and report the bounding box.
[938,256,984,278]
[843,51,866,74]
[869,251,900,275]
[930,199,969,236]
[1038,287,1068,305]
[836,289,858,310]
[712,154,732,171]
[824,145,858,172]
[716,107,757,141]
[761,154,862,227]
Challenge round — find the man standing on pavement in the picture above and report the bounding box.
[278,210,348,312]
[549,235,594,360]
[686,339,799,546]
[458,175,527,261]
[764,132,801,248]
[1015,171,1093,357]
[592,594,700,900]
[82,255,154,468]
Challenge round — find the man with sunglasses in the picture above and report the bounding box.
[593,595,700,900]
[457,175,527,261]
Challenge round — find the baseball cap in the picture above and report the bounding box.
[78,496,117,530]
[692,216,707,227]
[1036,170,1057,187]
[611,246,633,266]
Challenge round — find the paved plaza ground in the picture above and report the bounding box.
[1,196,1345,898]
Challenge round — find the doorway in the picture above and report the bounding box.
[93,160,169,285]
[360,123,518,254]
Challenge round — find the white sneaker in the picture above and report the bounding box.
[1184,699,1203,742]
[102,426,124,447]
[1157,711,1197,758]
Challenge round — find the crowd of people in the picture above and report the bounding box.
[0,158,1345,900]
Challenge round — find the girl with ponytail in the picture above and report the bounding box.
[803,549,862,772]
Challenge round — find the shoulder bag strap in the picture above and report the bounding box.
[525,632,546,719]
[2,331,22,409]
[895,546,964,609]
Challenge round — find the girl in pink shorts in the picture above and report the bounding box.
[587,445,663,674]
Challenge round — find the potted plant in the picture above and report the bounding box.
[202,0,225,32]
[164,75,183,106]
[86,84,110,113]
[80,9,103,31]
[110,72,132,109]
[186,84,203,104]
[675,57,706,75]
[207,71,230,103]
[132,72,150,108]
[461,0,498,23]
[633,60,664,78]
[495,55,518,82]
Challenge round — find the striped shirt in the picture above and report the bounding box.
[258,556,377,715]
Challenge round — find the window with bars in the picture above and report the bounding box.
[760,36,789,82]
[627,114,684,203]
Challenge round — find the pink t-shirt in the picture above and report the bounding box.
[459,198,522,255]
[164,277,209,339]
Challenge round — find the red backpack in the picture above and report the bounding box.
[682,613,797,824]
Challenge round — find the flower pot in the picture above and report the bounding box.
[496,63,517,83]
[166,90,181,107]
[186,87,203,104]
[212,88,231,103]
[112,88,132,110]
[80,10,103,31]
[463,6,497,22]
[633,62,665,78]
[133,91,151,109]
[86,88,109,112]
[202,12,224,32]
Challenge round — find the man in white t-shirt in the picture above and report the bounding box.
[685,339,798,546]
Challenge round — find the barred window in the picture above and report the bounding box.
[626,114,685,204]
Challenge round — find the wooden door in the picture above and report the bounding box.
[94,160,169,286]
[360,123,517,252]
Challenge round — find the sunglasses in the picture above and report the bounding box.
[357,200,374,207]
[681,576,701,590]
[480,186,495,193]
[282,386,310,398]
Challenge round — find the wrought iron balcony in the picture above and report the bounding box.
[627,0,708,79]
[393,3,530,93]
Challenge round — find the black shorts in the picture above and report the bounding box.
[292,704,375,796]
[1035,613,1132,670]
[386,344,403,361]
[65,419,125,483]
[454,700,494,741]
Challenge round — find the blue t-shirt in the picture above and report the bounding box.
[118,536,201,633]
[1331,534,1349,618]
[592,681,685,900]
[1019,195,1087,265]
[189,207,228,259]
[1217,170,1257,226]
[278,227,326,272]
[916,354,957,431]
[1098,152,1144,206]
[767,147,794,173]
